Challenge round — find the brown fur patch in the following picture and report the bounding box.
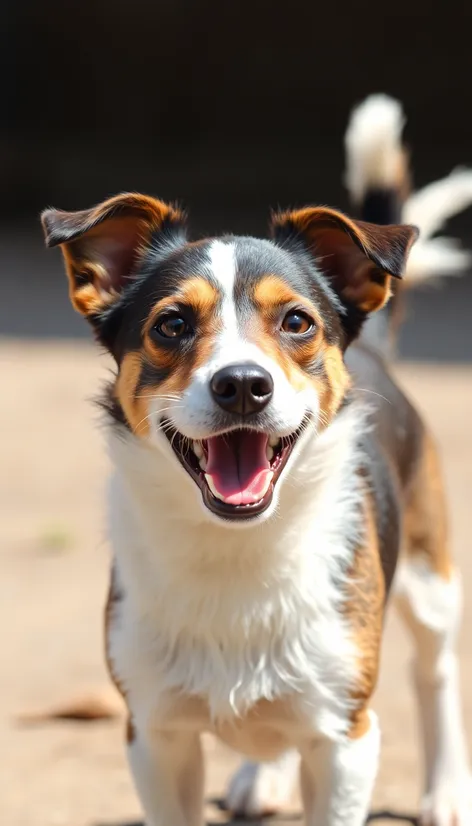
[144,277,220,353]
[112,277,221,435]
[176,276,220,317]
[270,207,417,314]
[319,343,351,422]
[252,274,309,312]
[141,276,221,399]
[345,491,385,739]
[42,193,184,318]
[110,278,220,435]
[252,275,325,391]
[404,430,452,579]
[115,352,151,435]
[62,256,116,317]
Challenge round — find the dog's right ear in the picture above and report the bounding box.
[41,193,186,319]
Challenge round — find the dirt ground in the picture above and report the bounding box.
[1,339,472,826]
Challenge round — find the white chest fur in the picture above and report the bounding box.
[106,407,366,744]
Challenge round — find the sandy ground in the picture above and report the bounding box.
[1,339,472,826]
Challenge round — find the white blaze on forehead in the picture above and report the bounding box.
[206,239,242,352]
[206,238,255,363]
[207,239,237,298]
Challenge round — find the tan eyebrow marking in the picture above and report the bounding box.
[115,277,222,437]
[145,276,220,331]
[251,275,349,419]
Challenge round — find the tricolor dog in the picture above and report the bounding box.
[42,95,472,825]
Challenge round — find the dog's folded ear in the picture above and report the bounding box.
[270,206,418,332]
[41,193,186,318]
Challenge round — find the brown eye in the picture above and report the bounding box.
[154,314,191,339]
[281,310,314,335]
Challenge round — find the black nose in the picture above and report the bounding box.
[210,363,274,415]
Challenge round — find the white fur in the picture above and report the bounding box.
[225,751,300,816]
[404,169,472,283]
[206,237,237,293]
[406,237,472,283]
[345,93,472,286]
[300,709,380,826]
[404,169,472,240]
[128,730,204,826]
[344,93,406,203]
[394,560,472,825]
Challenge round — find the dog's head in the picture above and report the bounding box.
[42,194,416,524]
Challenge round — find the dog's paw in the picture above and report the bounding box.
[420,778,472,826]
[224,754,298,818]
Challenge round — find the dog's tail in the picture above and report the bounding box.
[344,93,472,356]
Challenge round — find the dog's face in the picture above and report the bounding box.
[42,194,416,524]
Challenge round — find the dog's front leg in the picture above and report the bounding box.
[128,728,204,826]
[300,710,380,826]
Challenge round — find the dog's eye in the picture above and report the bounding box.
[281,311,314,335]
[154,314,191,339]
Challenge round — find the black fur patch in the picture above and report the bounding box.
[359,188,403,226]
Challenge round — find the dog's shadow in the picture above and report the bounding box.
[95,807,418,825]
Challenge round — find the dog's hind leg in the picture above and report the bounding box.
[394,433,472,826]
[224,750,300,818]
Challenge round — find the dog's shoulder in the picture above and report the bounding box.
[347,341,425,489]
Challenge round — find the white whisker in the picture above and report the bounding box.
[356,387,390,405]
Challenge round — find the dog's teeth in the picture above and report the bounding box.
[266,445,274,461]
[205,474,225,501]
[269,436,280,447]
[193,440,207,469]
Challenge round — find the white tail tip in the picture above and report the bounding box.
[403,168,472,283]
[403,168,472,239]
[345,94,406,203]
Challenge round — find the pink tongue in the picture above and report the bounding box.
[205,431,272,506]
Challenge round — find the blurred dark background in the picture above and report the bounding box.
[1,0,471,358]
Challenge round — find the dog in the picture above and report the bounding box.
[41,94,472,826]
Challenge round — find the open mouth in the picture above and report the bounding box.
[162,424,302,520]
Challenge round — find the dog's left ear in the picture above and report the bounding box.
[41,192,186,320]
[270,206,418,331]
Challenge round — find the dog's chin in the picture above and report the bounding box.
[160,419,309,524]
